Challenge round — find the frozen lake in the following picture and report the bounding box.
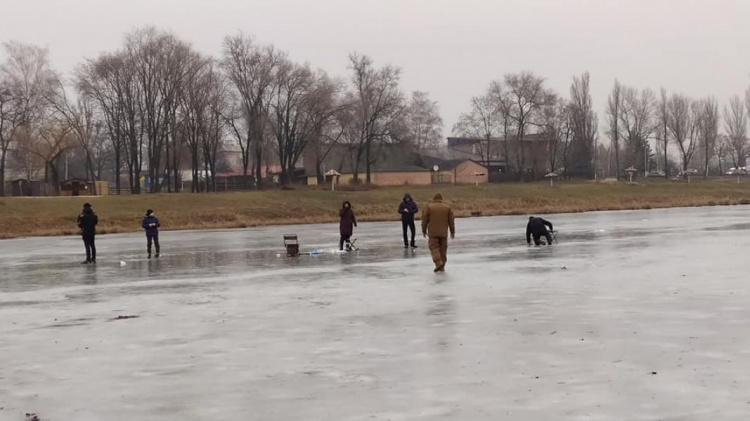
[1,205,750,420]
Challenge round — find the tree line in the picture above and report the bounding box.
[453,72,750,180]
[0,26,443,196]
[3,26,749,196]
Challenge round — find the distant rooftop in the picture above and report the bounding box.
[338,163,430,174]
[447,133,548,147]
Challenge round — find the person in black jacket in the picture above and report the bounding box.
[339,201,357,251]
[398,193,419,249]
[141,209,161,259]
[77,203,98,264]
[526,216,553,246]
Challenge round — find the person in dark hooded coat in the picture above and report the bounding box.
[141,209,161,259]
[398,193,419,248]
[77,203,98,264]
[526,216,554,246]
[339,201,357,251]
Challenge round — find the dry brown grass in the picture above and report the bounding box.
[1,179,750,239]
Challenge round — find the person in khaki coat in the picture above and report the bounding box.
[421,193,455,272]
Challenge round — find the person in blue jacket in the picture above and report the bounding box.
[398,193,419,249]
[142,209,161,258]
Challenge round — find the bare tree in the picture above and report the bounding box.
[543,98,572,174]
[696,97,719,177]
[500,72,556,179]
[715,134,730,174]
[344,53,403,183]
[724,95,747,168]
[619,86,655,174]
[77,52,136,194]
[269,62,338,185]
[0,41,54,196]
[11,129,44,181]
[26,117,73,194]
[667,93,698,175]
[125,27,194,193]
[79,51,145,194]
[657,88,670,178]
[221,33,282,187]
[402,91,443,155]
[0,77,18,196]
[606,80,622,179]
[200,62,228,192]
[309,88,347,183]
[452,94,500,166]
[568,72,597,178]
[178,55,209,192]
[47,80,100,193]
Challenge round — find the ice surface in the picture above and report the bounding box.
[1,206,749,420]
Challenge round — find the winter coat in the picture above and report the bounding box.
[421,195,455,238]
[142,215,161,237]
[398,194,419,222]
[77,208,98,237]
[526,217,553,242]
[339,202,357,237]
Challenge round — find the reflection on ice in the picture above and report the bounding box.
[1,205,750,419]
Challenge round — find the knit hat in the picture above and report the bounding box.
[83,203,91,209]
[146,209,154,216]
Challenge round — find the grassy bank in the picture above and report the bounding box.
[1,179,750,239]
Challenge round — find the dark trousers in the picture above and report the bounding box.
[83,235,96,262]
[402,219,416,246]
[339,235,351,251]
[533,231,552,246]
[147,234,160,255]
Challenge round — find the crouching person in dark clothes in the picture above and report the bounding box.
[77,203,98,264]
[527,216,553,246]
[398,193,419,249]
[142,209,161,259]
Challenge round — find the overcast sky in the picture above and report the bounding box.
[3,0,750,135]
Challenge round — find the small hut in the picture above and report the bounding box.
[60,179,109,196]
[10,179,32,196]
[60,178,89,196]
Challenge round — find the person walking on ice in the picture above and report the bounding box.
[339,201,357,251]
[142,209,161,258]
[526,216,554,246]
[77,203,98,264]
[398,193,419,249]
[421,193,455,272]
